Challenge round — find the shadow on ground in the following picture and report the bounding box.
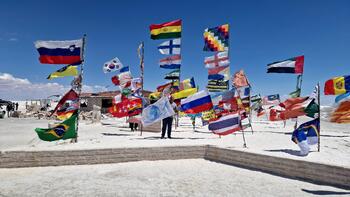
[301,189,350,195]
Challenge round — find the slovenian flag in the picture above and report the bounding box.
[267,56,304,74]
[35,39,83,64]
[180,90,213,114]
[159,55,181,69]
[208,113,241,136]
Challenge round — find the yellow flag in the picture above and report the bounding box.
[171,88,197,100]
[47,65,78,80]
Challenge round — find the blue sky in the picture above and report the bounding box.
[0,0,349,104]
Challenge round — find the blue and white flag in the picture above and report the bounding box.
[103,57,124,73]
[291,118,319,156]
[158,38,181,55]
[141,97,175,126]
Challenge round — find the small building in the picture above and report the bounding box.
[80,90,151,113]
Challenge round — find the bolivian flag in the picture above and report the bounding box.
[324,75,350,95]
[47,65,79,79]
[150,19,181,40]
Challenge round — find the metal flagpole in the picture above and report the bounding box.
[73,34,87,143]
[139,42,144,136]
[294,74,303,129]
[317,82,321,152]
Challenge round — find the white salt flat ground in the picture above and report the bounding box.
[0,115,349,167]
[0,159,349,197]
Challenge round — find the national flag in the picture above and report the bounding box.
[120,66,129,73]
[109,98,142,118]
[118,72,132,89]
[233,69,249,88]
[207,80,229,92]
[270,96,319,121]
[103,57,124,73]
[157,82,173,93]
[241,96,250,112]
[164,69,180,80]
[158,39,181,55]
[47,65,79,79]
[204,51,230,68]
[208,113,241,136]
[238,86,250,98]
[149,92,162,101]
[251,94,262,103]
[131,78,142,91]
[181,90,213,114]
[180,77,196,90]
[50,89,79,117]
[218,97,239,112]
[289,88,301,98]
[208,65,229,75]
[56,99,79,120]
[267,56,304,74]
[141,97,175,126]
[324,75,350,95]
[291,118,319,156]
[208,66,229,80]
[262,94,280,105]
[201,109,216,122]
[204,24,229,52]
[35,113,77,141]
[150,19,182,40]
[34,39,83,64]
[330,95,350,123]
[159,55,181,69]
[335,92,350,103]
[171,88,197,100]
[111,75,120,86]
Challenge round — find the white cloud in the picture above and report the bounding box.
[8,38,18,42]
[0,73,110,101]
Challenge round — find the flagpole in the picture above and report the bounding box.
[240,122,247,148]
[317,82,321,152]
[73,34,86,143]
[139,42,144,136]
[294,74,303,129]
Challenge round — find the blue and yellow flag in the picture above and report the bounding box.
[47,65,79,79]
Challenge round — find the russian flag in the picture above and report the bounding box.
[180,90,213,114]
[35,39,83,64]
[208,113,241,136]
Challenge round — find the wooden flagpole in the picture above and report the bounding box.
[73,34,87,143]
[317,82,321,152]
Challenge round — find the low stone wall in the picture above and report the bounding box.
[1,145,349,189]
[205,146,350,190]
[0,146,206,168]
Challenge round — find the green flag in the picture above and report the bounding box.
[289,88,301,98]
[35,114,77,141]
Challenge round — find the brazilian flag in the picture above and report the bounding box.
[35,114,77,141]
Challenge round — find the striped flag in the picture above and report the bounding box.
[204,51,229,68]
[267,56,304,74]
[208,113,241,136]
[158,38,181,55]
[208,66,229,80]
[180,90,213,114]
[150,19,182,40]
[159,55,181,69]
[34,39,83,64]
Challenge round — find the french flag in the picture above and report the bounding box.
[180,90,213,114]
[35,39,83,64]
[208,113,241,136]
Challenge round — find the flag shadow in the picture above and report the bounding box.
[301,189,350,195]
[264,149,310,156]
[101,133,133,136]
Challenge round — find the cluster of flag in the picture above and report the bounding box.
[203,24,230,92]
[33,38,86,141]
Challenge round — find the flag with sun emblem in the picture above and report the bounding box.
[35,113,77,141]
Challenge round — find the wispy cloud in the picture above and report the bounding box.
[0,73,110,101]
[8,38,18,42]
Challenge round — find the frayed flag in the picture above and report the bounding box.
[208,113,241,136]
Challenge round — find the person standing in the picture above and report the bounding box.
[161,97,177,139]
[15,102,19,111]
[6,104,11,117]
